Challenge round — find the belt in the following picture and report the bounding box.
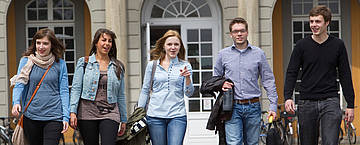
[234,97,260,104]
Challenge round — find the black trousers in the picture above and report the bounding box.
[23,116,63,145]
[298,97,342,145]
[78,119,119,145]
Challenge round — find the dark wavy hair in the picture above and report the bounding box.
[150,30,185,61]
[23,28,65,62]
[89,28,124,79]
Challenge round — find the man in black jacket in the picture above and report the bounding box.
[284,5,355,145]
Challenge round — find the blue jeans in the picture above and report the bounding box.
[297,97,342,145]
[146,116,187,145]
[225,102,261,145]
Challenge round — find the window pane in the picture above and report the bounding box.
[28,40,32,47]
[67,63,74,73]
[28,1,36,8]
[293,21,302,32]
[28,27,37,38]
[188,58,199,70]
[65,39,74,49]
[65,27,74,36]
[38,0,47,8]
[187,29,199,42]
[188,11,198,17]
[164,12,176,18]
[38,9,48,20]
[201,29,212,41]
[331,33,339,38]
[28,9,37,20]
[192,0,206,7]
[189,100,200,112]
[329,21,339,31]
[188,44,199,56]
[201,72,212,82]
[167,5,177,14]
[292,4,302,15]
[303,3,313,14]
[174,2,181,13]
[156,0,170,8]
[329,3,339,14]
[199,5,211,17]
[55,27,63,35]
[192,72,199,83]
[53,9,62,20]
[53,0,62,7]
[201,44,212,56]
[201,58,212,69]
[185,5,195,15]
[202,100,213,111]
[181,1,188,13]
[65,51,74,61]
[304,21,311,32]
[151,5,164,18]
[63,0,73,7]
[68,75,73,86]
[293,34,302,44]
[64,9,74,20]
[190,86,199,98]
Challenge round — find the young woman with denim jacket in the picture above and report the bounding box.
[70,28,127,145]
[11,28,70,145]
[137,30,194,145]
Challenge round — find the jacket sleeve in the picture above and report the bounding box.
[118,73,128,122]
[137,61,153,108]
[12,57,28,106]
[70,57,85,114]
[59,59,70,122]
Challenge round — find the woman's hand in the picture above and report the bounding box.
[12,104,21,117]
[180,66,191,85]
[62,121,69,133]
[118,123,126,136]
[70,112,77,129]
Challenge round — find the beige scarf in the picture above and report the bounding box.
[10,52,55,86]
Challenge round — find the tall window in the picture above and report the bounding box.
[291,0,341,102]
[26,0,76,86]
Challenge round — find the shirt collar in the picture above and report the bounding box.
[231,41,252,52]
[88,54,115,65]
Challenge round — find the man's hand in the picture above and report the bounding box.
[345,108,354,123]
[222,81,233,91]
[285,99,295,114]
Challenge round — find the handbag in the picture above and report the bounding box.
[12,64,52,145]
[117,60,157,145]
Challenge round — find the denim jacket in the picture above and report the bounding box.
[70,54,127,122]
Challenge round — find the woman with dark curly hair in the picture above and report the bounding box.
[70,28,127,145]
[11,28,70,145]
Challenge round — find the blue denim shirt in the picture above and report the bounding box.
[214,44,278,112]
[12,57,70,122]
[138,57,194,118]
[70,54,127,122]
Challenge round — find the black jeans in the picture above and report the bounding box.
[78,119,119,145]
[298,97,342,145]
[23,116,63,145]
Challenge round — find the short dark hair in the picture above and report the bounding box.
[229,17,248,32]
[309,5,332,22]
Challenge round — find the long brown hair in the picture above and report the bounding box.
[89,28,124,79]
[23,28,65,62]
[150,30,185,61]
